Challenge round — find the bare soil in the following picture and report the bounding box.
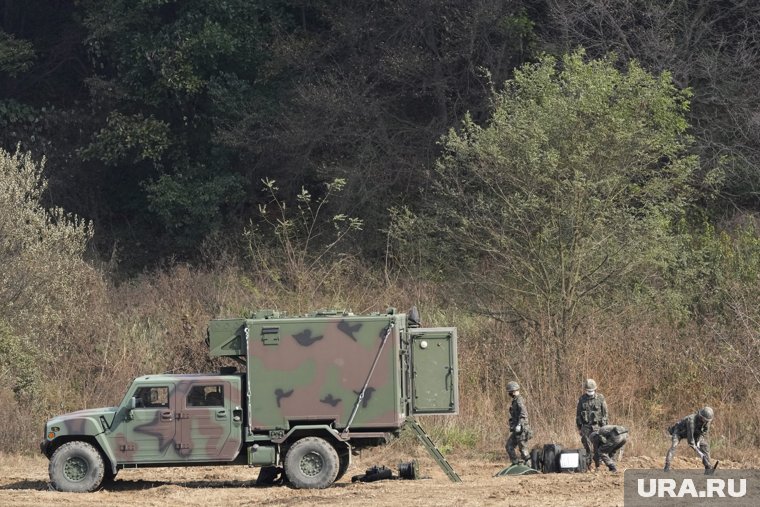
[1,449,754,507]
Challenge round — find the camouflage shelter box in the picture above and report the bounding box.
[208,309,458,432]
[41,308,459,492]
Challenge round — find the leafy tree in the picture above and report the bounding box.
[1,1,539,265]
[0,147,93,330]
[424,51,697,369]
[541,0,760,213]
[0,1,93,224]
[0,31,35,77]
[76,0,274,257]
[0,319,41,401]
[220,0,537,256]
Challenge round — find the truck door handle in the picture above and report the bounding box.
[160,410,173,421]
[216,409,227,419]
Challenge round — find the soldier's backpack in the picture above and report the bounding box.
[256,466,285,485]
[558,448,588,473]
[530,447,543,471]
[541,444,563,473]
[351,465,394,483]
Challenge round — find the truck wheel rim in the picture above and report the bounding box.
[64,456,88,482]
[300,451,324,477]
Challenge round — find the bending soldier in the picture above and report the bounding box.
[664,406,714,473]
[505,381,532,465]
[589,425,628,473]
[576,378,608,470]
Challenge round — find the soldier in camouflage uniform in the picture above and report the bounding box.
[664,406,714,472]
[505,381,532,465]
[589,425,628,473]
[576,379,608,470]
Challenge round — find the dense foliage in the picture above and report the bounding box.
[1,1,760,454]
[428,53,696,364]
[2,1,757,261]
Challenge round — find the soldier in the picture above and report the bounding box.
[589,425,628,473]
[576,378,608,470]
[664,406,715,473]
[137,388,153,408]
[505,381,532,465]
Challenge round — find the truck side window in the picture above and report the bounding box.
[134,386,169,408]
[187,386,206,407]
[187,385,224,407]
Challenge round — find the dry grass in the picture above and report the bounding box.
[3,260,759,460]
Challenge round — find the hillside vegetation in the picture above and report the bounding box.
[1,2,760,456]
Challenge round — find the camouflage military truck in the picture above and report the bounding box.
[41,308,458,492]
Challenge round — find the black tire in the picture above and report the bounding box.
[284,437,339,489]
[49,441,105,492]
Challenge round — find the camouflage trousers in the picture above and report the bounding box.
[664,433,711,471]
[506,429,531,464]
[592,433,627,472]
[579,425,599,468]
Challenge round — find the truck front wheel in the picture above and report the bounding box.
[49,441,105,492]
[284,437,339,489]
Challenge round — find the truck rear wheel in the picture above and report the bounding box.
[284,437,339,489]
[49,441,105,492]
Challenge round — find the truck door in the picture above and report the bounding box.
[122,383,176,462]
[409,328,459,415]
[176,378,243,461]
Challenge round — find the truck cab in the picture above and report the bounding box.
[41,374,246,491]
[108,374,244,463]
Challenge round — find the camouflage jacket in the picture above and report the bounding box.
[508,394,529,431]
[669,413,710,444]
[594,424,628,444]
[576,393,608,429]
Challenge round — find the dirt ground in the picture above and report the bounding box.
[1,449,754,507]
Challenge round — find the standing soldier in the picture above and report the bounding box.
[576,378,608,470]
[589,425,628,473]
[505,381,532,465]
[664,406,715,473]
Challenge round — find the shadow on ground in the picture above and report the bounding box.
[0,478,355,491]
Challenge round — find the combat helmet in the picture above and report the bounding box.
[698,406,714,421]
[506,381,520,393]
[583,379,597,391]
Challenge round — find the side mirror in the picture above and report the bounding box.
[126,396,137,419]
